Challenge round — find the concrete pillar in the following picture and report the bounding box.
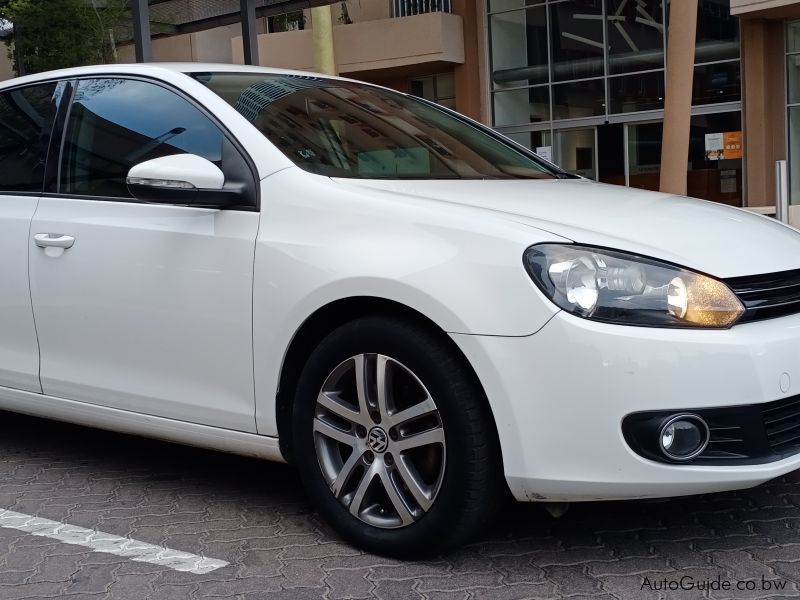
[659,0,698,195]
[741,18,786,207]
[311,5,337,75]
[452,0,483,121]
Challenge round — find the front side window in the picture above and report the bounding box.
[60,78,224,198]
[192,72,557,180]
[0,82,59,192]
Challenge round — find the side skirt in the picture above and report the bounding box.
[0,385,286,463]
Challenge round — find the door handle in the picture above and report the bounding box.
[34,234,75,249]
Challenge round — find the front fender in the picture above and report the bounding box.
[253,168,566,435]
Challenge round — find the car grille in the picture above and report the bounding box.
[700,408,765,461]
[702,421,748,460]
[725,269,800,323]
[761,395,800,455]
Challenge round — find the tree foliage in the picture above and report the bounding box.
[0,0,128,75]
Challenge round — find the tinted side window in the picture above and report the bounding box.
[61,78,224,198]
[0,83,59,192]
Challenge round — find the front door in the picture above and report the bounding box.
[29,77,259,432]
[0,82,62,393]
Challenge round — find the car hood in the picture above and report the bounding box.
[334,178,800,279]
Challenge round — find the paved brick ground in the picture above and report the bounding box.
[1,411,799,599]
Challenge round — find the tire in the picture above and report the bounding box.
[291,316,502,558]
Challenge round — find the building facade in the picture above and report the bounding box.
[113,1,488,125]
[732,0,800,224]
[3,0,797,222]
[116,0,769,216]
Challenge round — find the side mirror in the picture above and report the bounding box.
[126,154,243,208]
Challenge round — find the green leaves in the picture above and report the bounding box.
[0,0,128,75]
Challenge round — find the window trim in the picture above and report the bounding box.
[46,80,74,194]
[0,79,67,196]
[52,74,261,212]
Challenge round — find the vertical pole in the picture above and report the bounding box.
[240,0,259,66]
[131,0,152,63]
[452,0,482,120]
[311,5,337,75]
[776,160,789,223]
[659,0,698,195]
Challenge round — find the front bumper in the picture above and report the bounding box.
[450,311,800,502]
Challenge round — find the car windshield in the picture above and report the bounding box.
[191,72,558,180]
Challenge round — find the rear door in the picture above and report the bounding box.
[28,76,260,431]
[0,81,63,393]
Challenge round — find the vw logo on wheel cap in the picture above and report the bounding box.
[368,427,389,453]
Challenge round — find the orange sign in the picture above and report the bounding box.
[705,131,742,161]
[722,131,742,160]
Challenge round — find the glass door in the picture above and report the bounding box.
[626,121,663,192]
[553,127,597,180]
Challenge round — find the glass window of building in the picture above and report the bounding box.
[790,107,800,208]
[488,0,742,206]
[608,71,665,114]
[503,130,552,154]
[692,0,741,107]
[687,112,742,206]
[789,20,800,54]
[606,0,664,74]
[489,5,548,88]
[493,85,550,126]
[787,22,800,207]
[597,123,624,185]
[549,1,605,82]
[410,73,456,109]
[488,0,545,11]
[787,32,800,110]
[627,121,663,191]
[554,127,596,179]
[552,78,605,119]
[695,0,739,63]
[692,61,741,106]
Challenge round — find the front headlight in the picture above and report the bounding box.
[524,244,744,328]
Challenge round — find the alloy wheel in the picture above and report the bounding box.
[312,353,446,529]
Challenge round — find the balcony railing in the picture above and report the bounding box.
[391,0,453,18]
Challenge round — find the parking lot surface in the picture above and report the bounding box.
[0,411,799,600]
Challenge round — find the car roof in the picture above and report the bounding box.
[0,62,357,92]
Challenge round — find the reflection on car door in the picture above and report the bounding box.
[28,77,259,432]
[0,82,62,393]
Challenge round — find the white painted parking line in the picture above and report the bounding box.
[0,509,228,574]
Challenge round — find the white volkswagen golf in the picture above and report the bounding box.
[2,63,800,556]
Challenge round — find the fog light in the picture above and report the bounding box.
[658,414,709,461]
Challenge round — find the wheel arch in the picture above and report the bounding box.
[275,296,501,465]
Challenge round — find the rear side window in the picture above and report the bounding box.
[0,83,59,192]
[60,78,225,198]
